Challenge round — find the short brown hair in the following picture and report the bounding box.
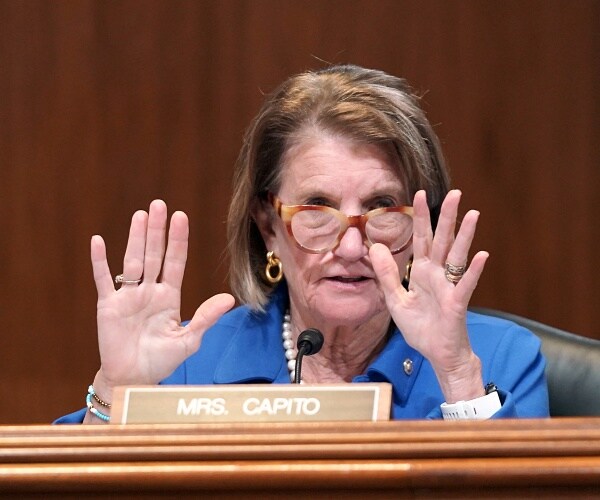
[227,64,450,310]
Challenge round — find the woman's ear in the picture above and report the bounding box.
[252,200,277,250]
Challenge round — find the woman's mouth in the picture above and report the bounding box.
[327,276,369,283]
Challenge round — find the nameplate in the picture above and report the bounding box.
[111,384,391,424]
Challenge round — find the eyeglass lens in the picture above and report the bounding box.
[290,209,412,253]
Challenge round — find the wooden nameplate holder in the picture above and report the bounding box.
[111,383,391,424]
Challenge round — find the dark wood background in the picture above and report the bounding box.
[1,0,597,424]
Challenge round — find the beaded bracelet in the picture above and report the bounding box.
[86,385,111,422]
[89,385,112,408]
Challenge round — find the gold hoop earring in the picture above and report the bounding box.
[265,251,283,284]
[403,257,413,283]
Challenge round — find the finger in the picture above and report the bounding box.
[454,251,489,305]
[91,235,114,299]
[142,200,168,283]
[430,190,461,265]
[445,209,480,267]
[184,293,236,350]
[370,243,407,306]
[122,210,148,281]
[161,211,189,289]
[411,190,433,260]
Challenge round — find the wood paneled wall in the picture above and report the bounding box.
[0,0,597,423]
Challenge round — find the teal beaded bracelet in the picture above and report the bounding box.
[86,385,111,422]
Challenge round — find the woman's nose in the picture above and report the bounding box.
[333,226,368,260]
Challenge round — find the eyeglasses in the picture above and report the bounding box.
[270,194,414,254]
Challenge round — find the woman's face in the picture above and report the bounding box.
[261,134,412,330]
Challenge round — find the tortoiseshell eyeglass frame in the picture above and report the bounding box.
[269,193,414,254]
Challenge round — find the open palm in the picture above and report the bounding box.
[91,201,234,393]
[371,190,488,398]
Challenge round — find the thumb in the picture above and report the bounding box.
[186,293,235,341]
[370,243,406,303]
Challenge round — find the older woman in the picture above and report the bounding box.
[57,65,549,424]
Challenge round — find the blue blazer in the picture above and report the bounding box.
[55,284,549,423]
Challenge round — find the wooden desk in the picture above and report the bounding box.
[1,418,599,498]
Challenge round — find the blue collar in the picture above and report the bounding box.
[213,283,423,403]
[357,328,423,404]
[213,284,290,384]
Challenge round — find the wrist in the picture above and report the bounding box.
[433,352,484,403]
[92,370,116,404]
[441,384,501,420]
[85,384,112,424]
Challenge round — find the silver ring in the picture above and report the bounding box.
[114,274,142,285]
[445,262,466,284]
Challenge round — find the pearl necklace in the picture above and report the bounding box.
[281,311,298,382]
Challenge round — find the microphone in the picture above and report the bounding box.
[294,328,324,384]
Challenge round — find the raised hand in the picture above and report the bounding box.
[90,200,234,405]
[370,190,489,402]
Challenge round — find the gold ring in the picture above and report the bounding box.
[444,262,466,284]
